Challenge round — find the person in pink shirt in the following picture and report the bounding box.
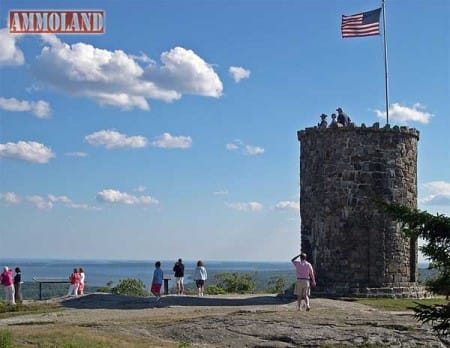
[1,266,16,305]
[291,253,316,311]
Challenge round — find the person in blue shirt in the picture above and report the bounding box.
[151,261,163,301]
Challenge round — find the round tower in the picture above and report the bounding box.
[297,122,421,296]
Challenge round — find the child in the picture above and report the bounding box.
[150,261,163,301]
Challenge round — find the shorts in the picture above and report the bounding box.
[195,280,205,287]
[176,277,184,285]
[295,279,310,299]
[151,283,162,294]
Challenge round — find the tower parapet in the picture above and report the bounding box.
[297,122,423,297]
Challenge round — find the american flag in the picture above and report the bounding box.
[341,8,381,38]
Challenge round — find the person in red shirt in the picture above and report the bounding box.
[291,253,316,311]
[67,268,81,297]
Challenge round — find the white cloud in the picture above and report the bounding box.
[25,194,98,210]
[225,143,239,151]
[226,139,264,156]
[32,36,222,110]
[27,195,53,210]
[244,145,265,155]
[65,152,88,157]
[0,192,21,205]
[229,66,251,83]
[85,130,148,149]
[375,103,432,124]
[226,201,263,211]
[420,181,450,206]
[275,201,300,211]
[151,132,192,149]
[0,97,51,118]
[134,186,147,192]
[213,190,229,195]
[97,189,159,205]
[0,28,24,66]
[0,141,55,163]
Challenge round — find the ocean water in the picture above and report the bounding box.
[1,259,294,287]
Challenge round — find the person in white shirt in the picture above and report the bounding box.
[193,260,207,296]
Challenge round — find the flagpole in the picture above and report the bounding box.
[382,0,389,125]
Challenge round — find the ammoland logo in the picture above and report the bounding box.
[9,10,105,34]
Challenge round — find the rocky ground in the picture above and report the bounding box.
[0,293,446,347]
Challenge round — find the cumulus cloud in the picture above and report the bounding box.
[420,181,450,206]
[97,189,159,205]
[151,133,192,149]
[146,47,223,97]
[226,139,264,155]
[229,66,251,83]
[85,130,148,149]
[31,35,222,110]
[0,141,55,163]
[226,201,263,211]
[375,103,432,124]
[0,97,51,118]
[275,201,300,211]
[0,28,24,66]
[0,192,21,205]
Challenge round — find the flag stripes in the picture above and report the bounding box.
[341,8,381,38]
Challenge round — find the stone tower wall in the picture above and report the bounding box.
[297,123,419,293]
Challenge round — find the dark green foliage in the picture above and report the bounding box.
[267,276,287,294]
[205,285,226,295]
[110,278,147,297]
[382,202,450,337]
[413,302,450,337]
[214,272,256,293]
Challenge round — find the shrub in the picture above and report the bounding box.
[205,285,227,295]
[110,278,147,297]
[267,276,287,294]
[215,273,256,293]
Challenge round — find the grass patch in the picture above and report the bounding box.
[354,297,448,311]
[0,301,61,319]
[0,329,14,348]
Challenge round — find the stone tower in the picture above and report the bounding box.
[297,122,421,296]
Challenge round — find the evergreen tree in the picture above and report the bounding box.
[382,202,449,337]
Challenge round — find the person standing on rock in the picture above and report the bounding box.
[1,266,15,305]
[14,267,23,303]
[193,260,207,296]
[173,258,185,295]
[151,261,163,302]
[291,253,316,311]
[67,268,80,297]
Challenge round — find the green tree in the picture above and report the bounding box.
[215,272,256,293]
[267,276,287,294]
[111,278,147,297]
[383,202,450,337]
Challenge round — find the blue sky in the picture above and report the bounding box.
[0,0,448,262]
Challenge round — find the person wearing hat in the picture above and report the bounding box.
[0,266,16,305]
[318,113,328,129]
[291,253,316,311]
[336,107,351,126]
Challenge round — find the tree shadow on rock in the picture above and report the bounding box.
[61,293,294,310]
